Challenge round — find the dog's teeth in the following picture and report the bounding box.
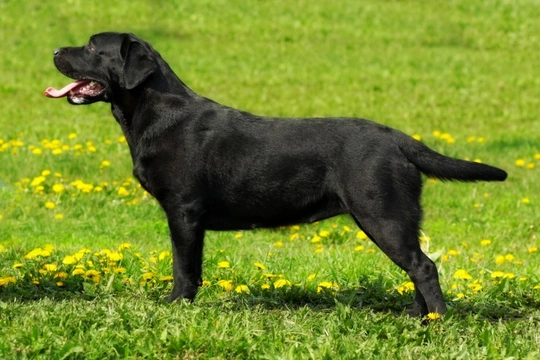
[89,81,95,86]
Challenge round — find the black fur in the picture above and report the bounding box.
[48,32,507,316]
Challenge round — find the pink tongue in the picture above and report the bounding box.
[44,80,88,98]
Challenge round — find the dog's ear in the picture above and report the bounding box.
[121,35,157,90]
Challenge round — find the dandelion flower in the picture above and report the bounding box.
[235,232,243,239]
[495,255,505,264]
[235,285,250,294]
[141,272,155,280]
[396,281,415,294]
[427,312,441,321]
[310,236,322,243]
[354,245,364,251]
[218,261,230,268]
[307,274,317,281]
[68,133,77,139]
[515,159,525,167]
[412,134,421,141]
[528,246,538,253]
[0,277,16,286]
[52,184,65,193]
[118,243,132,250]
[117,187,129,196]
[13,263,23,269]
[217,279,234,291]
[453,269,472,280]
[72,268,85,276]
[273,241,283,247]
[480,239,491,246]
[253,262,265,270]
[113,267,127,274]
[319,230,330,237]
[261,284,271,290]
[273,279,291,289]
[160,276,174,282]
[522,198,530,204]
[55,214,64,220]
[491,271,504,278]
[44,201,56,210]
[356,231,368,240]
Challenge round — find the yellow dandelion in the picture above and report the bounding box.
[56,281,65,287]
[515,159,525,167]
[72,268,85,276]
[447,249,460,256]
[54,272,68,279]
[158,251,171,261]
[107,252,123,261]
[118,242,132,250]
[30,176,46,187]
[310,236,322,243]
[480,239,492,246]
[453,269,472,280]
[521,198,530,204]
[160,276,174,282]
[235,232,243,239]
[307,274,317,281]
[495,255,506,264]
[32,148,43,155]
[427,312,441,321]
[319,230,330,237]
[44,201,56,210]
[13,263,23,269]
[52,184,65,193]
[217,279,234,291]
[354,245,364,251]
[412,134,421,141]
[317,281,339,293]
[100,160,111,168]
[273,241,283,247]
[396,281,415,294]
[68,133,77,139]
[85,269,100,278]
[290,233,299,241]
[261,284,271,290]
[356,231,368,240]
[0,277,16,286]
[43,263,58,272]
[528,246,538,253]
[235,285,250,294]
[274,279,291,289]
[117,187,130,196]
[55,214,64,220]
[253,262,265,270]
[218,261,230,269]
[141,272,155,280]
[113,267,127,274]
[491,271,505,278]
[504,254,515,262]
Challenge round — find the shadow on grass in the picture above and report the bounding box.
[2,276,537,322]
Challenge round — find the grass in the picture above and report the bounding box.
[1,0,539,358]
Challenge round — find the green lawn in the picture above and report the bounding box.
[1,0,539,358]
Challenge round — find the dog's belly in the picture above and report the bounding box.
[203,197,346,231]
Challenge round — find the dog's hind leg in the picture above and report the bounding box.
[346,165,446,316]
[352,212,446,316]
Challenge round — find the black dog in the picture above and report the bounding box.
[45,32,507,317]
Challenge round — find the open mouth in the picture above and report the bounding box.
[44,79,106,104]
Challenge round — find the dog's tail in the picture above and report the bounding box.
[392,130,507,182]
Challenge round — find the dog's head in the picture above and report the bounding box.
[44,32,158,105]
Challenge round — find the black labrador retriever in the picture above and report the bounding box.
[45,32,507,317]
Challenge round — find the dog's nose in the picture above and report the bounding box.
[53,48,62,56]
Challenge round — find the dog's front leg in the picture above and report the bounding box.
[162,201,205,302]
